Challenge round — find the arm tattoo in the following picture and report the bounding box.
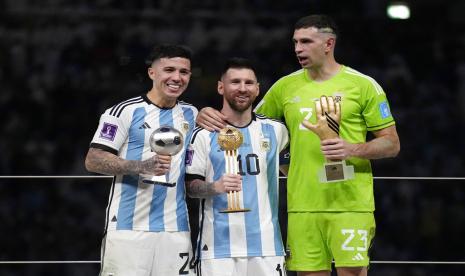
[187,179,217,198]
[86,148,159,175]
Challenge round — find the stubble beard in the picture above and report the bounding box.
[226,96,253,113]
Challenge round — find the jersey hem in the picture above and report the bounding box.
[288,210,374,213]
[366,120,395,131]
[200,251,285,260]
[107,227,190,232]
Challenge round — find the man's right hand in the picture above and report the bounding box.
[196,107,227,132]
[213,174,242,194]
[140,154,172,176]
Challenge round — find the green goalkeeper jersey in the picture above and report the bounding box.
[255,65,395,212]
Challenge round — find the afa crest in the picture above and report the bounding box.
[260,137,271,152]
[181,121,190,134]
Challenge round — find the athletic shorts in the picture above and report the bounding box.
[286,212,375,272]
[100,230,194,276]
[198,256,286,276]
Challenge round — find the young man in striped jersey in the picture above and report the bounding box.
[85,44,197,276]
[196,15,400,276]
[185,57,289,276]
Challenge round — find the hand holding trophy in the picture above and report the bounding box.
[142,126,184,187]
[302,96,354,182]
[217,127,250,213]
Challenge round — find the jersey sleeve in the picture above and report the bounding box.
[185,129,209,180]
[90,110,129,154]
[277,123,290,165]
[361,79,396,132]
[277,123,289,152]
[254,82,284,120]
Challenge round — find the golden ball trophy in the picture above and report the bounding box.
[217,127,250,213]
[302,95,354,183]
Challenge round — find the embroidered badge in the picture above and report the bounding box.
[99,122,118,141]
[260,137,271,152]
[379,101,391,119]
[185,147,194,166]
[181,121,190,133]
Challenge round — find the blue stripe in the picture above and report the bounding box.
[149,109,173,231]
[240,127,262,256]
[116,107,146,230]
[262,123,284,255]
[209,132,231,258]
[174,107,196,231]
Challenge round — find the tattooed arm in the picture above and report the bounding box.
[186,174,242,198]
[85,147,171,176]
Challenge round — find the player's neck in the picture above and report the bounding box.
[307,60,341,82]
[146,90,176,109]
[221,106,253,128]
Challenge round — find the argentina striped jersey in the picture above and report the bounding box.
[90,95,198,232]
[186,113,289,259]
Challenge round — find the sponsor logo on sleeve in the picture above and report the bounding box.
[99,122,118,141]
[379,101,391,119]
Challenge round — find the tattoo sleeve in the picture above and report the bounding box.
[186,179,218,198]
[85,148,158,176]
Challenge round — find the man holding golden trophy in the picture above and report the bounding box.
[185,58,289,275]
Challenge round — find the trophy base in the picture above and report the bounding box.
[141,179,176,187]
[318,160,355,183]
[219,208,251,213]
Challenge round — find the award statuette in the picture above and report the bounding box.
[141,126,184,187]
[217,127,250,213]
[302,95,354,183]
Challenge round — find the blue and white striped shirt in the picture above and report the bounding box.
[186,114,289,259]
[90,95,197,232]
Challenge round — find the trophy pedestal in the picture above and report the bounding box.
[220,208,251,213]
[141,175,176,187]
[318,160,354,183]
[219,191,250,213]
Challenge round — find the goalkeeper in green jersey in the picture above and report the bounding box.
[196,14,400,276]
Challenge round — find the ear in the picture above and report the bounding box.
[148,67,155,80]
[325,37,336,53]
[254,82,260,97]
[217,80,224,95]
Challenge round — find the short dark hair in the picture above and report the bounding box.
[294,14,339,37]
[220,57,257,78]
[146,44,192,65]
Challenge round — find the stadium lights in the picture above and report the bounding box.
[387,2,410,20]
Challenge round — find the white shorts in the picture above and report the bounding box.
[198,256,286,276]
[100,230,194,276]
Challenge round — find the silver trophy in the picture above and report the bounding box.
[141,126,184,187]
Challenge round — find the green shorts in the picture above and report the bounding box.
[286,212,375,272]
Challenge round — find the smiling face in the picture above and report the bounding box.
[218,68,259,113]
[148,57,191,103]
[293,27,335,69]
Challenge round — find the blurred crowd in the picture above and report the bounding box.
[1,0,465,275]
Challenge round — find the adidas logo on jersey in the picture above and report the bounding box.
[111,216,117,222]
[202,244,208,251]
[139,122,151,129]
[352,253,364,261]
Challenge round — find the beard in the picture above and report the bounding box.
[225,94,255,112]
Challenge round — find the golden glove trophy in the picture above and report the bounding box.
[302,96,354,183]
[217,127,250,213]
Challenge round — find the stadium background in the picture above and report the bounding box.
[1,0,465,275]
